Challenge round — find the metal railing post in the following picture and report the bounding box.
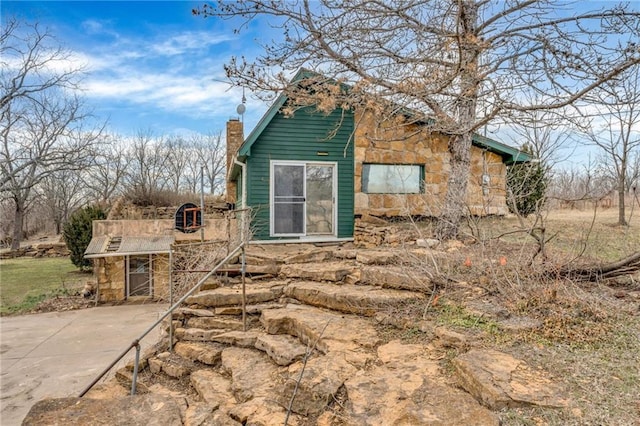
[241,245,247,332]
[131,341,141,395]
[168,247,173,352]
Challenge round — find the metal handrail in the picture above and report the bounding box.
[78,243,245,397]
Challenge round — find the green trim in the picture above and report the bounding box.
[471,133,533,165]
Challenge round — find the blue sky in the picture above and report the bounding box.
[2,0,637,170]
[2,1,272,137]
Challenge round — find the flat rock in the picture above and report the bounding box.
[174,308,215,319]
[255,333,307,366]
[190,369,235,410]
[355,250,398,265]
[148,353,193,378]
[211,330,261,347]
[283,248,334,264]
[260,304,380,355]
[434,326,468,349]
[187,316,245,330]
[214,302,284,315]
[175,327,226,342]
[174,341,225,365]
[221,347,281,402]
[185,404,241,426]
[83,380,130,400]
[453,349,569,410]
[280,262,354,282]
[22,395,183,426]
[229,397,302,426]
[344,341,498,426]
[358,265,431,291]
[416,238,440,248]
[284,281,424,316]
[278,352,357,416]
[186,283,284,308]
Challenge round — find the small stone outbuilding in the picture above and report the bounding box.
[85,211,234,302]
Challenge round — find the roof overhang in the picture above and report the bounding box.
[84,235,175,259]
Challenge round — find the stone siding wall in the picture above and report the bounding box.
[94,257,125,302]
[354,110,507,217]
[94,254,170,302]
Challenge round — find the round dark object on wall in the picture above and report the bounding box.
[175,202,202,233]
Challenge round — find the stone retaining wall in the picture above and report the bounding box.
[0,243,69,259]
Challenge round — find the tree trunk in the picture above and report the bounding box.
[11,199,24,250]
[618,177,627,226]
[436,133,473,240]
[434,0,479,240]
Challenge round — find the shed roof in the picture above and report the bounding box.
[84,235,174,259]
[230,69,532,179]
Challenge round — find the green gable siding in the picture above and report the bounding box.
[245,106,354,240]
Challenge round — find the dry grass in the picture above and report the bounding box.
[386,207,640,425]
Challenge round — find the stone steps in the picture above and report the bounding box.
[283,281,425,316]
[279,261,355,282]
[356,264,433,291]
[185,282,285,307]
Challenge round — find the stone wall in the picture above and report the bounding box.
[94,257,125,302]
[0,243,69,259]
[93,254,170,302]
[92,218,235,242]
[353,110,507,217]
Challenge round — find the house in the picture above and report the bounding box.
[226,70,531,242]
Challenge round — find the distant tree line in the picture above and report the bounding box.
[1,19,226,249]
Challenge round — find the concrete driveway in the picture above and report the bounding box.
[0,304,169,426]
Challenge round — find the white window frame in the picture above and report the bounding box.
[269,160,338,238]
[126,254,153,298]
[361,163,424,194]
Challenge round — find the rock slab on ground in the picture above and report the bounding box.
[260,304,380,355]
[453,348,569,410]
[22,394,183,426]
[344,341,499,426]
[284,281,424,316]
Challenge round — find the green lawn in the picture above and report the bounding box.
[0,257,88,315]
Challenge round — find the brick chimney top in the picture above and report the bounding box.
[225,119,244,203]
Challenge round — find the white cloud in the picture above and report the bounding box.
[71,26,241,118]
[151,31,235,56]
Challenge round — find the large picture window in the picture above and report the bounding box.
[362,164,423,194]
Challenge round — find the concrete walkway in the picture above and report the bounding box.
[0,304,169,426]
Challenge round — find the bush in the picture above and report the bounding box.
[506,161,547,217]
[63,205,106,270]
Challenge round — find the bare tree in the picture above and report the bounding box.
[164,136,192,192]
[38,169,88,234]
[579,66,640,226]
[1,20,102,249]
[123,131,169,204]
[197,0,640,239]
[194,132,226,195]
[84,134,129,204]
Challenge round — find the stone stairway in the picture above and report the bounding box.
[122,245,441,425]
[24,244,568,425]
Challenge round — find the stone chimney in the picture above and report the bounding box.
[226,118,244,203]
